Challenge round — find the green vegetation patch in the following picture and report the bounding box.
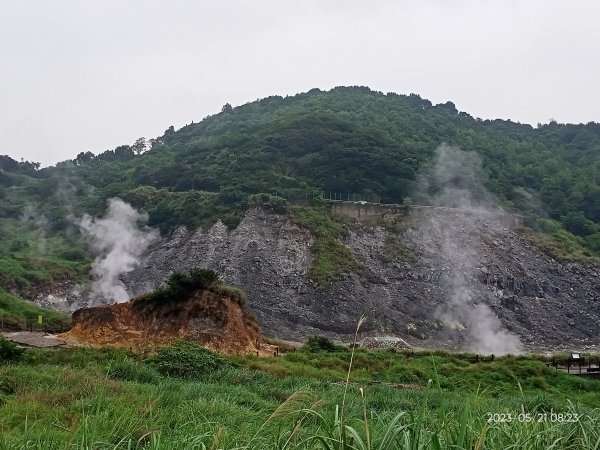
[209,283,248,302]
[0,289,71,332]
[301,336,347,353]
[120,186,241,232]
[239,349,600,406]
[0,346,598,448]
[0,337,25,363]
[136,268,222,305]
[149,341,235,379]
[518,218,597,262]
[0,219,90,294]
[290,205,366,286]
[248,192,288,214]
[380,234,418,263]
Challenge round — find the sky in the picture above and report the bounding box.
[1,1,599,166]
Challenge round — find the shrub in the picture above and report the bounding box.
[149,341,234,379]
[249,193,288,214]
[140,268,221,304]
[210,284,248,304]
[0,337,25,363]
[302,336,344,353]
[165,267,220,292]
[0,375,16,395]
[220,213,243,229]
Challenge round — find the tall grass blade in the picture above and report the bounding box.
[455,400,470,449]
[339,315,367,449]
[344,424,367,450]
[377,412,408,450]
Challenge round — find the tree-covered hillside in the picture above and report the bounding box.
[1,86,600,292]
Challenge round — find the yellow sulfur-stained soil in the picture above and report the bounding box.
[60,289,276,356]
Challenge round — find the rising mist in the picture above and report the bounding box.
[78,198,158,304]
[409,144,523,355]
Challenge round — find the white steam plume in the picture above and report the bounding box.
[410,143,522,355]
[78,198,158,303]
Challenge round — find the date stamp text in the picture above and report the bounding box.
[485,412,580,423]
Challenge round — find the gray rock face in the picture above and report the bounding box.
[123,209,318,337]
[116,208,600,351]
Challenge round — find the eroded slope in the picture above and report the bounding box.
[120,208,600,352]
[60,288,263,354]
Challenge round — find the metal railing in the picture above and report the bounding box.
[274,190,383,204]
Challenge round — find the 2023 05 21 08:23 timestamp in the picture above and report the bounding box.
[485,412,580,423]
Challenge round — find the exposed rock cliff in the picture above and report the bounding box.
[120,207,600,352]
[60,288,263,354]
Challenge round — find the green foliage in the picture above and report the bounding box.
[244,349,600,403]
[248,192,288,214]
[517,221,594,262]
[121,186,227,232]
[0,219,90,294]
[210,283,248,302]
[35,88,600,238]
[150,341,234,379]
[0,337,25,363]
[139,268,222,305]
[290,205,365,286]
[302,336,346,353]
[0,290,71,332]
[106,357,161,384]
[402,196,414,206]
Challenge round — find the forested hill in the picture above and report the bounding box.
[81,86,600,231]
[1,86,600,292]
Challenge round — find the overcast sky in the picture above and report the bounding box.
[1,1,599,166]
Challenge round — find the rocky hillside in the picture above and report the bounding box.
[119,206,600,353]
[60,287,264,355]
[3,87,600,353]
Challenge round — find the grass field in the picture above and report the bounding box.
[0,340,598,449]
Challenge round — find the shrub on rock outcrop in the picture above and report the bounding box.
[140,268,221,305]
[248,193,288,214]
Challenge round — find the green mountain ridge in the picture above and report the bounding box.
[1,86,600,294]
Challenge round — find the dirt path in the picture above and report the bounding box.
[2,331,69,348]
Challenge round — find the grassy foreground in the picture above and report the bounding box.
[0,341,598,450]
